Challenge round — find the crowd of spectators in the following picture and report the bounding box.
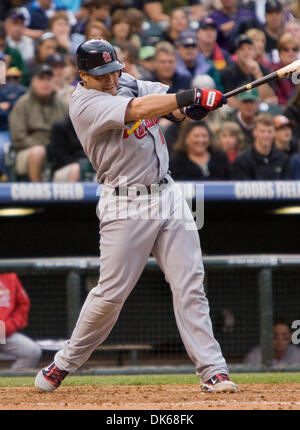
[0,0,300,183]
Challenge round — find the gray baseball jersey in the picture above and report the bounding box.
[69,73,169,187]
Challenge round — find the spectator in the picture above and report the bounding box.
[126,8,149,47]
[284,18,300,58]
[62,54,78,85]
[271,33,299,106]
[110,9,140,50]
[273,114,298,156]
[137,45,156,80]
[217,121,245,163]
[84,19,110,41]
[169,121,231,181]
[197,16,232,71]
[175,30,224,92]
[245,28,272,68]
[220,35,276,108]
[27,31,58,76]
[283,83,300,144]
[263,0,285,64]
[9,64,67,182]
[225,88,260,147]
[120,41,141,79]
[21,0,67,40]
[49,115,89,182]
[161,7,189,46]
[46,52,74,106]
[141,0,170,23]
[232,113,291,180]
[0,67,27,179]
[48,10,73,54]
[71,0,93,35]
[88,0,111,28]
[290,152,300,179]
[0,273,42,371]
[0,22,30,86]
[208,0,259,53]
[0,67,27,132]
[244,319,300,368]
[151,41,190,93]
[4,8,35,66]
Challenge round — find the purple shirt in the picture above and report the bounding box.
[208,7,259,52]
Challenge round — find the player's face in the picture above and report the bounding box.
[253,123,275,154]
[185,125,210,155]
[81,70,119,95]
[273,324,291,355]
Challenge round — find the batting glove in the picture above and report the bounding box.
[193,89,227,111]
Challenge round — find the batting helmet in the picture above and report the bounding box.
[76,39,124,76]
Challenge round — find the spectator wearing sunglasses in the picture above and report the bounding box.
[271,33,300,105]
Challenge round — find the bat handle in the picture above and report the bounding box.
[224,84,253,99]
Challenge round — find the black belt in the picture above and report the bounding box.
[114,177,168,196]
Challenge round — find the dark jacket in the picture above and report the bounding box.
[0,83,27,131]
[232,145,291,180]
[150,71,191,93]
[169,149,231,181]
[283,103,300,142]
[220,61,274,94]
[48,115,86,170]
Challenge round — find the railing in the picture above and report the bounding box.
[1,255,299,370]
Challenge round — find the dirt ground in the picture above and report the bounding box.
[0,383,299,410]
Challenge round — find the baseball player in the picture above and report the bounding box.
[35,39,238,393]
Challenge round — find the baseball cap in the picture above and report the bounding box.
[198,17,217,30]
[34,64,54,78]
[265,0,283,13]
[178,30,198,47]
[46,53,66,67]
[5,8,25,21]
[139,46,155,61]
[234,34,253,51]
[274,115,295,129]
[237,88,259,102]
[6,67,22,77]
[38,32,56,44]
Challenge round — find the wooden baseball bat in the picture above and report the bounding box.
[224,59,300,99]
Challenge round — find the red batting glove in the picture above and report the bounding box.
[194,89,227,111]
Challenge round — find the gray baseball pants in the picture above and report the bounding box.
[55,177,228,382]
[0,332,42,370]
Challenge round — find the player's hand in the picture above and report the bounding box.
[193,89,227,111]
[184,105,210,121]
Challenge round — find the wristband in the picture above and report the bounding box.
[176,89,195,109]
